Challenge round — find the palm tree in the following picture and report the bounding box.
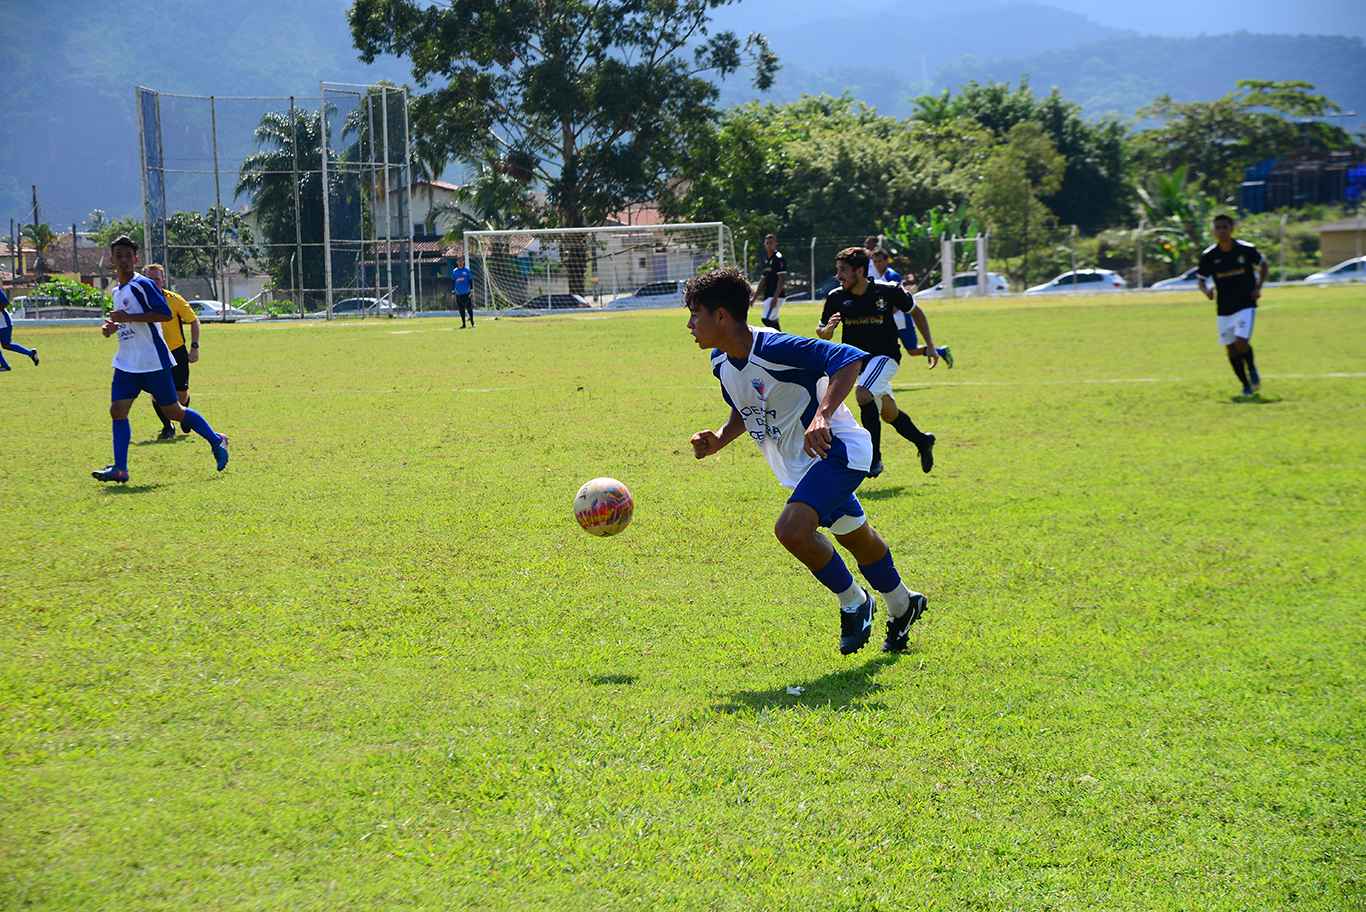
[21,223,55,277]
[1136,165,1216,267]
[411,138,449,236]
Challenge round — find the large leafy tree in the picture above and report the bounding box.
[348,0,777,292]
[912,81,1131,234]
[1133,80,1354,203]
[20,223,56,277]
[968,123,1066,287]
[164,208,258,301]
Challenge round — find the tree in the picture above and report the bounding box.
[164,208,258,300]
[349,0,778,293]
[21,223,55,276]
[1135,165,1217,270]
[911,80,1132,233]
[92,216,144,251]
[1133,80,1354,203]
[969,123,1066,287]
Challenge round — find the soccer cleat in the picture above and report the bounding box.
[916,433,935,474]
[882,592,928,652]
[0,364,10,372]
[939,346,954,369]
[1249,367,1261,392]
[839,590,876,656]
[30,349,39,366]
[157,426,177,441]
[867,458,884,478]
[1239,384,1254,398]
[212,434,230,472]
[92,465,129,483]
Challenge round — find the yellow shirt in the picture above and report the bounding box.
[160,290,198,350]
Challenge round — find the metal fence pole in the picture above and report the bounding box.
[402,88,417,311]
[289,96,304,316]
[809,236,816,301]
[210,95,226,319]
[319,84,335,317]
[380,89,395,304]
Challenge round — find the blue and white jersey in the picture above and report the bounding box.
[711,328,873,488]
[110,272,174,373]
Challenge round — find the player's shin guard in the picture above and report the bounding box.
[891,411,928,447]
[181,408,219,446]
[112,418,131,471]
[859,400,882,464]
[813,550,864,607]
[152,400,173,432]
[859,549,912,618]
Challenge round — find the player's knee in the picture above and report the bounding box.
[161,402,185,420]
[773,513,815,550]
[879,399,898,422]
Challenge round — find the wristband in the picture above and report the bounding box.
[191,342,199,349]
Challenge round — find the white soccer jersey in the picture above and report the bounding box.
[110,272,175,373]
[710,328,873,488]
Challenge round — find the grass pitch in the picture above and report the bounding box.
[2,286,1364,910]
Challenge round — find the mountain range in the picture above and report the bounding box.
[3,0,1362,227]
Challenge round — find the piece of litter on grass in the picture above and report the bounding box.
[786,686,804,696]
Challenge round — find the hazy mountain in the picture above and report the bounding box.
[2,0,1361,228]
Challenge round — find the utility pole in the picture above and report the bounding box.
[31,185,40,228]
[72,223,79,280]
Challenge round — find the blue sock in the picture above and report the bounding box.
[936,346,948,358]
[859,549,902,594]
[3,342,35,358]
[113,419,131,471]
[813,549,855,594]
[182,408,219,446]
[0,352,8,369]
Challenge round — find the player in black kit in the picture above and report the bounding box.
[752,233,787,330]
[1196,214,1269,398]
[818,246,940,477]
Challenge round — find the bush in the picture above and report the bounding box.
[32,277,111,312]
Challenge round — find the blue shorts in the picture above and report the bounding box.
[788,437,867,532]
[111,367,178,406]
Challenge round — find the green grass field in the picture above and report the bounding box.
[3,286,1364,910]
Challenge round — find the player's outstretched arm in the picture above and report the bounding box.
[691,408,745,459]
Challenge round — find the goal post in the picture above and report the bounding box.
[463,222,735,310]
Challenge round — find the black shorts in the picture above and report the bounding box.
[170,346,190,391]
[456,293,472,310]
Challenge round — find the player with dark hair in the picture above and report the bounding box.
[1196,214,1269,398]
[818,246,939,478]
[92,235,229,483]
[751,233,786,331]
[0,283,40,371]
[451,256,474,328]
[686,267,928,655]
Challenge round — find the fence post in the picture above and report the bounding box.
[976,233,988,296]
[942,237,955,299]
[809,236,816,301]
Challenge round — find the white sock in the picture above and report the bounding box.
[884,584,913,618]
[837,582,866,611]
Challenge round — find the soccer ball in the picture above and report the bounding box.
[573,477,634,537]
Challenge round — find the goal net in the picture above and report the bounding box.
[463,223,735,310]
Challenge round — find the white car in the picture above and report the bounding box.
[1150,267,1202,290]
[609,280,685,309]
[1304,256,1366,284]
[1025,269,1127,295]
[915,271,1010,299]
[331,296,397,316]
[190,300,250,322]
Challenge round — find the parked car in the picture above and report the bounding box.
[331,297,396,316]
[189,300,250,321]
[915,271,1011,299]
[1304,256,1366,284]
[1150,266,1202,290]
[1024,269,1127,295]
[524,293,590,309]
[8,295,60,318]
[609,280,685,309]
[786,274,841,302]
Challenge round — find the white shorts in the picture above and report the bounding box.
[762,297,782,321]
[1217,308,1256,346]
[857,355,899,407]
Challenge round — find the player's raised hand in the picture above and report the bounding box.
[691,430,722,459]
[803,414,832,459]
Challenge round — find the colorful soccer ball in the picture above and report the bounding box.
[573,477,634,537]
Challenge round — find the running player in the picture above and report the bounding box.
[818,247,939,478]
[751,233,786,331]
[92,236,229,483]
[871,248,954,368]
[686,267,928,654]
[141,264,200,440]
[1196,214,1268,398]
[0,283,40,371]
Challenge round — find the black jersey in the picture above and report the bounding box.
[1197,240,1264,316]
[758,250,786,298]
[821,281,915,362]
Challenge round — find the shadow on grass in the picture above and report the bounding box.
[133,436,192,448]
[859,485,909,501]
[1224,393,1282,405]
[589,673,637,686]
[712,652,903,715]
[99,483,164,494]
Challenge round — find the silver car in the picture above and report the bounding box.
[189,300,250,322]
[915,271,1011,299]
[1149,267,1202,290]
[609,280,685,309]
[1304,256,1366,284]
[1025,269,1127,295]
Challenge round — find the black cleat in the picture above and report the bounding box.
[839,590,876,656]
[867,458,884,478]
[157,426,177,441]
[882,592,928,652]
[30,349,39,366]
[91,465,129,483]
[916,433,935,473]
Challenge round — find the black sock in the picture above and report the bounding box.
[1228,351,1249,386]
[761,317,780,331]
[891,411,928,447]
[859,400,882,464]
[153,401,172,431]
[1243,346,1256,376]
